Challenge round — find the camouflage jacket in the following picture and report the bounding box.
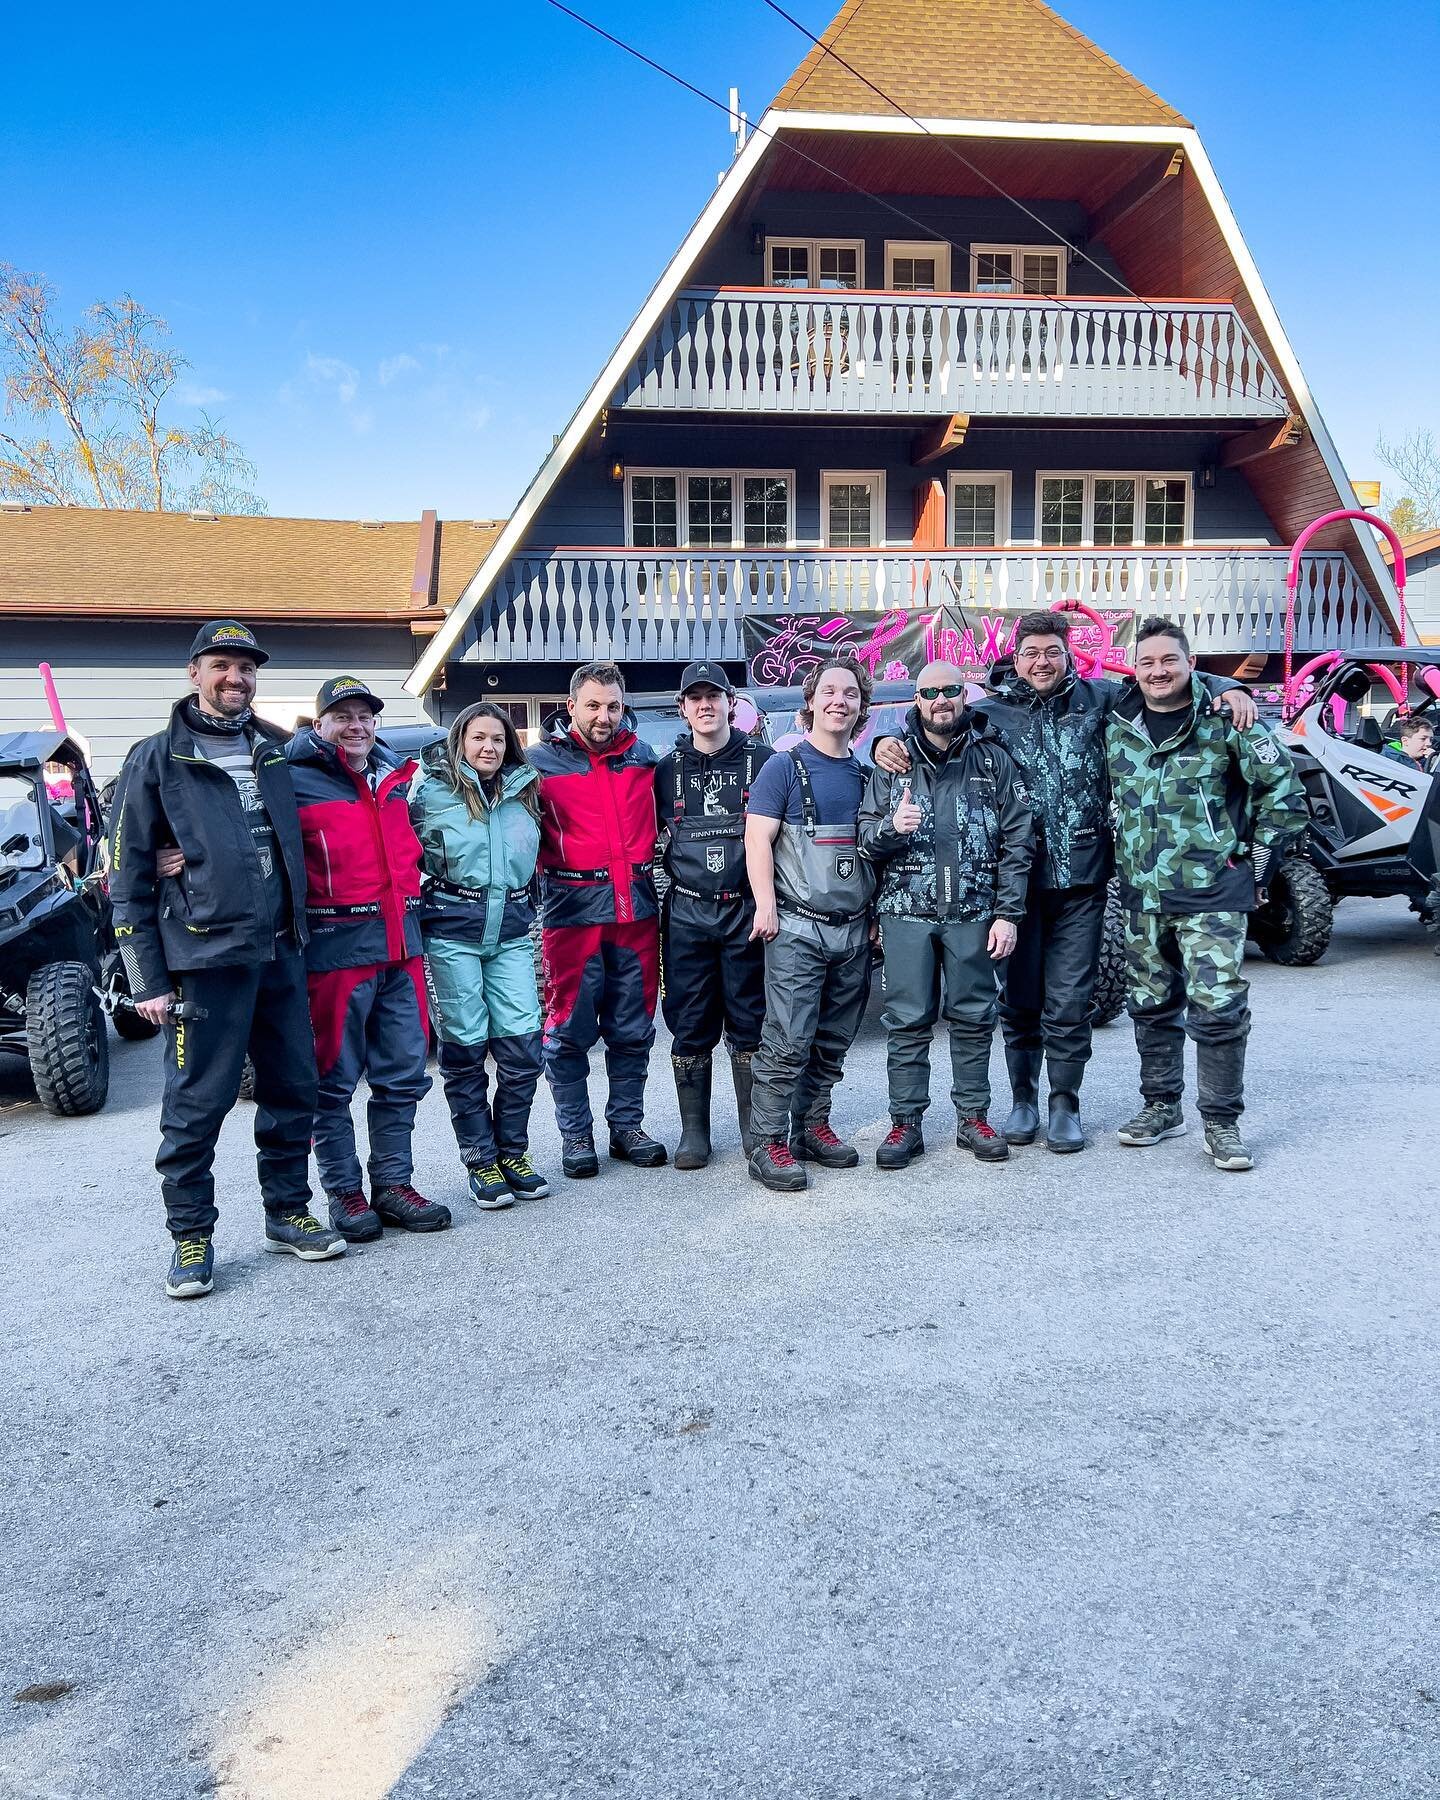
[858,709,1034,922]
[977,660,1246,892]
[1105,677,1308,916]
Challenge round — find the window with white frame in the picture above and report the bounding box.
[625,469,794,549]
[821,471,885,549]
[946,472,1011,547]
[971,244,1066,296]
[1036,472,1192,548]
[766,238,865,290]
[884,241,951,293]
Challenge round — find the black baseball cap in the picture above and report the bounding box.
[315,675,385,717]
[678,660,735,696]
[189,619,269,665]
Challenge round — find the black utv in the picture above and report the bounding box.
[0,733,158,1115]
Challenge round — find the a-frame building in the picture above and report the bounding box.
[408,0,1398,725]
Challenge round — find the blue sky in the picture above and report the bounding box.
[5,0,1437,522]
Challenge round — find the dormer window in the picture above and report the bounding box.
[970,244,1066,296]
[766,238,864,290]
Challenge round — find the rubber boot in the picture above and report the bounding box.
[1003,1047,1042,1145]
[730,1049,756,1158]
[1045,1058,1086,1154]
[672,1054,713,1171]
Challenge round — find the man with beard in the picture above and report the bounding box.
[875,611,1252,1151]
[654,661,774,1169]
[532,661,667,1178]
[859,661,1033,1168]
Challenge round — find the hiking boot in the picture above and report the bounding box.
[498,1151,550,1199]
[749,1139,808,1193]
[166,1234,214,1299]
[609,1127,668,1168]
[372,1184,452,1233]
[956,1117,1009,1162]
[672,1055,714,1171]
[789,1118,859,1169]
[264,1212,348,1259]
[1003,1047,1042,1145]
[466,1163,515,1210]
[327,1188,383,1242]
[1204,1121,1254,1172]
[1117,1100,1186,1147]
[876,1118,924,1170]
[563,1134,599,1179]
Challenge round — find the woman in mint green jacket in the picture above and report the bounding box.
[410,703,546,1209]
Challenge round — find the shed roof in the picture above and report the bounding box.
[773,0,1190,128]
[0,506,504,623]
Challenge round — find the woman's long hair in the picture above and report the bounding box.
[443,702,539,823]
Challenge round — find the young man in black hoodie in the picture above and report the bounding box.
[654,661,774,1167]
[109,620,344,1299]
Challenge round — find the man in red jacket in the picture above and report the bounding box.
[532,661,667,1179]
[284,677,451,1240]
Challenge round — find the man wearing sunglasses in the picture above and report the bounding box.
[875,611,1252,1152]
[859,661,1033,1169]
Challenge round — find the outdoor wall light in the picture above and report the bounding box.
[750,222,766,255]
[609,456,625,484]
[1198,463,1217,489]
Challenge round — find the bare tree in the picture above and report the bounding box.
[1376,427,1440,535]
[0,266,265,514]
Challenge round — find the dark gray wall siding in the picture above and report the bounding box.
[0,621,429,777]
[1399,545,1440,640]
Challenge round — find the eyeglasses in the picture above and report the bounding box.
[917,683,963,701]
[1015,647,1065,663]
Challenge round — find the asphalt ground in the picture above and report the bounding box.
[2,897,1437,1800]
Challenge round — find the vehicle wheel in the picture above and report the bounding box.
[26,960,110,1115]
[1249,857,1334,966]
[238,1055,257,1102]
[1090,881,1128,1027]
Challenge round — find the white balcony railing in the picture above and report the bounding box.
[613,290,1290,421]
[457,547,1383,666]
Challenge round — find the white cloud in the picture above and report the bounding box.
[378,352,421,386]
[177,382,229,407]
[305,353,360,405]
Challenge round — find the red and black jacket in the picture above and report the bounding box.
[531,711,659,929]
[284,729,423,973]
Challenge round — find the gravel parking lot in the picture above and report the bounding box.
[2,898,1437,1800]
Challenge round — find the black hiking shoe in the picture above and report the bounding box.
[563,1135,599,1179]
[1203,1121,1254,1171]
[373,1184,452,1233]
[466,1163,515,1210]
[956,1117,1010,1162]
[166,1234,214,1299]
[789,1119,859,1168]
[1117,1101,1186,1147]
[609,1128,668,1168]
[328,1188,383,1242]
[264,1212,348,1260]
[499,1152,550,1199]
[876,1119,924,1170]
[749,1139,808,1192]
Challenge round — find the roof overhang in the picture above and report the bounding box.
[408,108,1399,693]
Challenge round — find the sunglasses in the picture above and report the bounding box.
[917,683,964,701]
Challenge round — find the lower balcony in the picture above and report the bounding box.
[457,547,1386,667]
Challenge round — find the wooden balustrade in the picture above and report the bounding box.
[613,290,1290,420]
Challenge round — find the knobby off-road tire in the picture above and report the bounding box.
[26,960,110,1116]
[1249,857,1334,967]
[1090,880,1128,1028]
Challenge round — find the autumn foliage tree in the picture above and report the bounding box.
[0,265,265,514]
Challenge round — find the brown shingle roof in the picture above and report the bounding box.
[773,0,1190,129]
[0,506,504,621]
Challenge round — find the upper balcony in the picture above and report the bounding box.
[612,288,1290,425]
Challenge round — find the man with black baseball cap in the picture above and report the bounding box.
[654,659,774,1167]
[283,675,450,1241]
[109,620,345,1299]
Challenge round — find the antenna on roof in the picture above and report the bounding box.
[728,85,748,155]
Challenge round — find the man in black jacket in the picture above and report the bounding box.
[655,661,774,1168]
[876,611,1253,1152]
[859,662,1033,1168]
[109,620,344,1299]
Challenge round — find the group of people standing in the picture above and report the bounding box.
[108,606,1307,1302]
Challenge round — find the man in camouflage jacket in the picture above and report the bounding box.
[1106,617,1307,1171]
[859,663,1033,1167]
